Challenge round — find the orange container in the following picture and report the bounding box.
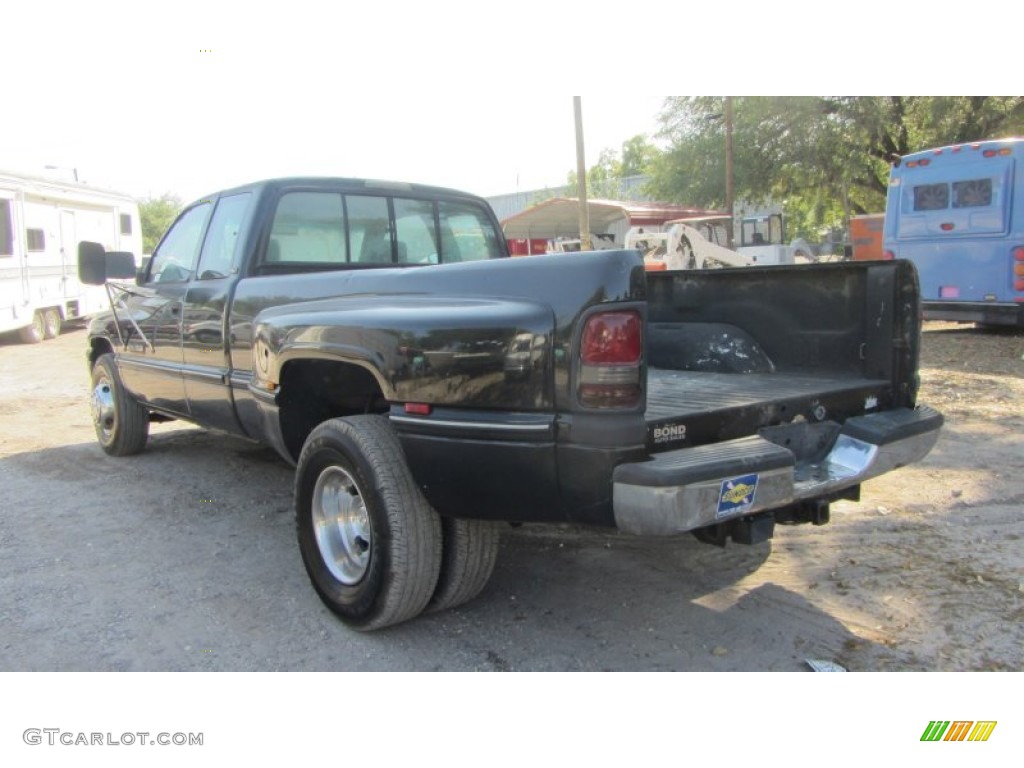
[851,214,884,261]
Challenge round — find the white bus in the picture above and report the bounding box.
[0,171,142,343]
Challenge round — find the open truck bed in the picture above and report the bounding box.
[612,259,941,537]
[646,368,890,446]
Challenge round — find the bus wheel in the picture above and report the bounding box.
[43,309,62,339]
[18,312,45,344]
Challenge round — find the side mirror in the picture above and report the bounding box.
[78,241,138,285]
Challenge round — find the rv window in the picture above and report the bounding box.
[0,201,12,256]
[120,213,133,235]
[26,228,45,252]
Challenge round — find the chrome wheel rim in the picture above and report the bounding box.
[312,465,372,585]
[91,375,116,444]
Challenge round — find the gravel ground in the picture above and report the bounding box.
[0,321,1021,671]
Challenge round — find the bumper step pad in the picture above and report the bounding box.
[613,406,942,536]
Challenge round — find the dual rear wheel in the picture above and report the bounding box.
[295,415,500,630]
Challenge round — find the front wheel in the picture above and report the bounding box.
[91,353,149,456]
[295,415,442,631]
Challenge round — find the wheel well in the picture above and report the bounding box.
[278,359,388,461]
[89,337,114,366]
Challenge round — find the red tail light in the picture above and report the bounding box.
[579,310,642,408]
[1013,246,1024,261]
[883,250,896,260]
[581,312,641,364]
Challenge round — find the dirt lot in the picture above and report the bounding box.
[0,322,1021,671]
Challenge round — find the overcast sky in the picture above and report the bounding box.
[3,2,1005,204]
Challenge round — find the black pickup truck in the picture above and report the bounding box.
[81,177,942,630]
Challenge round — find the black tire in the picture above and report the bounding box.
[90,353,149,456]
[295,415,442,631]
[428,517,501,613]
[43,309,61,339]
[18,311,45,344]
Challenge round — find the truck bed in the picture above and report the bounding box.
[645,367,891,447]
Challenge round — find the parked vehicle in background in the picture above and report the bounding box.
[625,220,761,270]
[850,213,885,261]
[883,138,1024,327]
[0,171,141,342]
[627,214,817,271]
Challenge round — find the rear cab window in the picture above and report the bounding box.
[259,184,503,273]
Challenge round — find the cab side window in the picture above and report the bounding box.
[148,203,212,283]
[196,193,252,279]
[267,192,347,266]
[437,201,502,262]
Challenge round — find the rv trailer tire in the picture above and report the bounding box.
[18,312,45,344]
[43,309,61,339]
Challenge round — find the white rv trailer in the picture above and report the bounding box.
[0,171,141,343]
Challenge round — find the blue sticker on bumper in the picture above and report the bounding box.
[717,473,759,519]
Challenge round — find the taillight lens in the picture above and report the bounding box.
[1013,246,1024,261]
[581,312,641,365]
[883,250,896,260]
[579,310,642,408]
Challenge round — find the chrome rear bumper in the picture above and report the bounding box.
[612,406,942,536]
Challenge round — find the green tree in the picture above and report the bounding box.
[648,96,1024,241]
[139,193,183,253]
[620,134,660,176]
[566,134,661,199]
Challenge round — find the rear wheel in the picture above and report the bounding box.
[295,415,442,630]
[18,311,45,344]
[429,518,501,612]
[43,308,61,339]
[91,353,149,456]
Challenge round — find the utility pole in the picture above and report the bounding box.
[573,96,591,251]
[725,96,734,249]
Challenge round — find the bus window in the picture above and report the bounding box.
[952,179,992,208]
